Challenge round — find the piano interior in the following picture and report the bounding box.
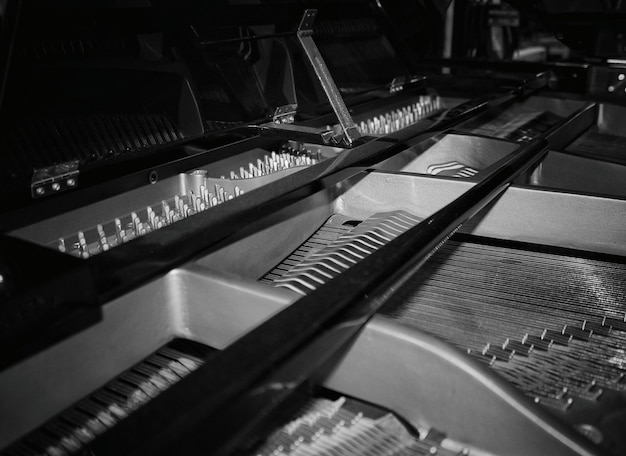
[1,1,626,456]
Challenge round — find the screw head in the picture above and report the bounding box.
[35,187,45,195]
[51,182,61,191]
[67,178,76,187]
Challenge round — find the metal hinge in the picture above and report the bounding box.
[272,103,298,124]
[31,160,79,198]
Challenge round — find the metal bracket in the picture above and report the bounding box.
[390,75,427,94]
[389,76,406,94]
[272,103,298,124]
[296,9,361,146]
[31,160,79,198]
[258,122,341,146]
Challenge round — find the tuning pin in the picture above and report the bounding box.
[77,231,89,258]
[131,212,141,233]
[58,238,66,253]
[78,231,87,251]
[160,202,169,224]
[97,224,108,250]
[188,191,197,212]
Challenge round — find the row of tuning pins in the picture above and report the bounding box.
[227,147,320,180]
[358,95,442,136]
[167,182,244,221]
[58,182,244,258]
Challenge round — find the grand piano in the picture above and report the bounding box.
[1,1,626,455]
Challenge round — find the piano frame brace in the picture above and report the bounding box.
[263,9,363,147]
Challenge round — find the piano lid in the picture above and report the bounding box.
[0,0,449,204]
